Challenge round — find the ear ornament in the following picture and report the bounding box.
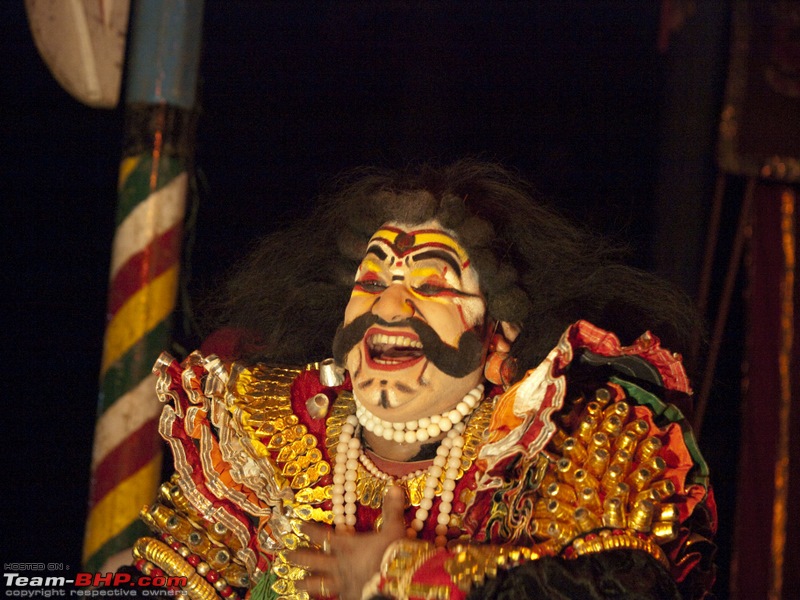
[484,333,518,388]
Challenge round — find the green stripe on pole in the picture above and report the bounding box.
[117,155,185,226]
[99,320,172,415]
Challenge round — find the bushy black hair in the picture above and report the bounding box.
[206,160,703,379]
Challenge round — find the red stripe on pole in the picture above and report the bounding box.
[107,224,183,316]
[89,417,162,506]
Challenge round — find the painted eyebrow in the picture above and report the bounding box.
[365,244,388,261]
[410,250,462,277]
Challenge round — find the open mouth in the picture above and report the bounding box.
[364,329,425,370]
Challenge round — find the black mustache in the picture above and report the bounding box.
[332,312,483,378]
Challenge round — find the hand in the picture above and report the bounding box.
[287,485,407,599]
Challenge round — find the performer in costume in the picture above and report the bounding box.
[129,161,716,599]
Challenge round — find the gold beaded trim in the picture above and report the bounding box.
[564,528,669,566]
[139,477,252,589]
[133,537,220,600]
[444,543,542,594]
[141,502,244,580]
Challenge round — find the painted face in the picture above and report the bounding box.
[337,220,488,423]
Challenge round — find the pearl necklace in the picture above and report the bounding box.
[332,390,483,547]
[354,384,483,444]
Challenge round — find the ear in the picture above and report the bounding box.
[485,320,521,352]
[484,320,521,387]
[499,321,521,344]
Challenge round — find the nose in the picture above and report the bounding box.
[372,283,415,322]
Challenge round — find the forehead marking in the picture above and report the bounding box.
[369,226,470,268]
[395,231,415,252]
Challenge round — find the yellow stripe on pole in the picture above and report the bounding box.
[101,264,179,376]
[118,155,140,191]
[83,454,163,563]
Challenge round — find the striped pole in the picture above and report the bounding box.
[84,0,204,572]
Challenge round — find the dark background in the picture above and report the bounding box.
[2,2,740,597]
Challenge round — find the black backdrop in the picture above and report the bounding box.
[2,1,736,596]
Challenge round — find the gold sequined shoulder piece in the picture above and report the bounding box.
[229,364,303,425]
[230,363,337,500]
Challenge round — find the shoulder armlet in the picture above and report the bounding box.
[137,351,350,597]
[472,322,714,589]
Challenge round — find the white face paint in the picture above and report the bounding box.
[342,220,488,423]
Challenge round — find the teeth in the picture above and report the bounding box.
[368,333,422,348]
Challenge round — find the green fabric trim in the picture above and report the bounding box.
[251,568,279,600]
[610,376,710,488]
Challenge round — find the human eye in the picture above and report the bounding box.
[412,277,455,297]
[413,284,447,296]
[354,274,388,294]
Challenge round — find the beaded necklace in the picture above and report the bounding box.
[354,385,483,443]
[331,385,484,547]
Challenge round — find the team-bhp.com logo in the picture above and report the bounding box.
[4,567,188,597]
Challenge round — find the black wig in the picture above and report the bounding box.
[206,160,703,379]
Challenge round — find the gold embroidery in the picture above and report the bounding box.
[380,539,544,599]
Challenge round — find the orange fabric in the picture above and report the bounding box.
[631,405,702,521]
[486,376,527,443]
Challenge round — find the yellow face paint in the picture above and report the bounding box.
[342,220,488,424]
[368,226,471,269]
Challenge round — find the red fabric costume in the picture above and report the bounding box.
[132,321,716,600]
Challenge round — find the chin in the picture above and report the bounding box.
[348,348,482,421]
[351,371,417,411]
